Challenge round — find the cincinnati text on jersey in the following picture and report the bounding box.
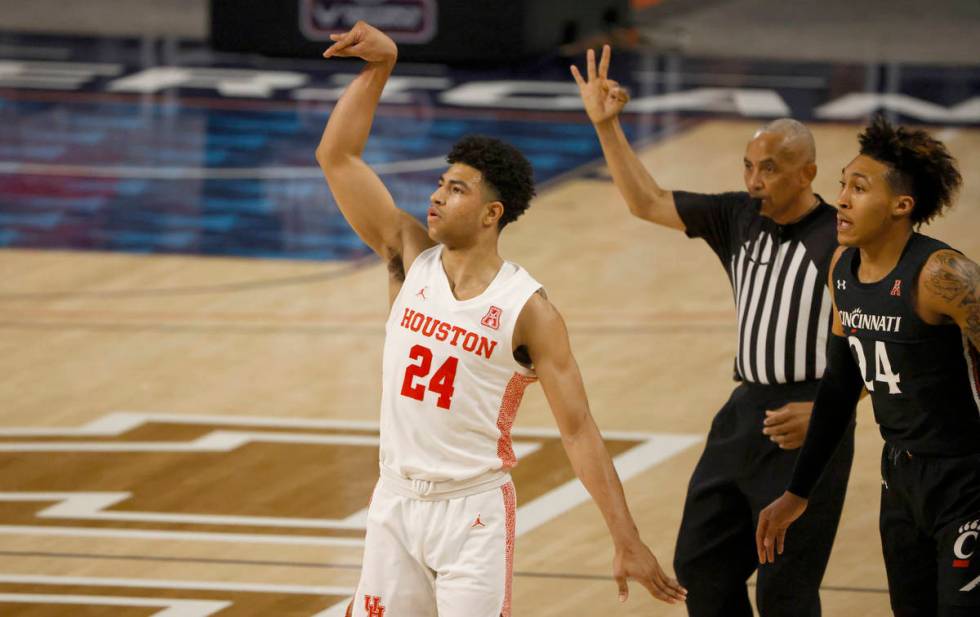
[838,307,903,333]
[399,308,498,359]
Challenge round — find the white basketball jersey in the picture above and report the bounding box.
[379,245,542,482]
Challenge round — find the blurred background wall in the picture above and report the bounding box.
[1,0,978,64]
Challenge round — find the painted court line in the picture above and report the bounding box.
[0,413,699,547]
[0,492,367,530]
[0,525,365,548]
[517,433,701,536]
[0,410,668,440]
[0,593,230,617]
[0,431,541,459]
[0,573,351,596]
[0,412,701,614]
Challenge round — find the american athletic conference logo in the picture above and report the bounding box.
[953,519,979,568]
[481,305,502,330]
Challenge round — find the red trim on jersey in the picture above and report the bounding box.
[501,482,516,617]
[496,373,536,469]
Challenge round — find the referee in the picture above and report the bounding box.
[572,47,854,616]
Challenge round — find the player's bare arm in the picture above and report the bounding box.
[514,291,687,605]
[315,21,434,296]
[920,249,980,350]
[570,45,684,230]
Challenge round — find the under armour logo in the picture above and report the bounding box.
[890,279,902,297]
[836,280,846,290]
[416,286,428,300]
[364,595,386,617]
[471,514,486,528]
[481,306,502,330]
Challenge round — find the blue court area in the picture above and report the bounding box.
[0,97,614,260]
[1,33,978,261]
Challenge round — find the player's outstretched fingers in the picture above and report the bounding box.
[323,31,356,58]
[570,65,586,88]
[322,38,347,58]
[637,574,678,604]
[654,570,687,604]
[586,48,597,81]
[598,44,611,80]
[660,572,688,602]
[643,562,686,603]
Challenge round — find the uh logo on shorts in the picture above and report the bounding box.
[364,595,386,617]
[953,519,979,568]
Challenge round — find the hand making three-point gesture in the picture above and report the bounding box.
[570,44,631,125]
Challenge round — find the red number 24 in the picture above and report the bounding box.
[399,344,459,410]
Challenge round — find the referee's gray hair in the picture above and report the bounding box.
[755,118,816,164]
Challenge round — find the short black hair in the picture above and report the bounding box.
[858,115,962,226]
[446,135,535,230]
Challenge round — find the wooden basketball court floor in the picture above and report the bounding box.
[1,120,978,616]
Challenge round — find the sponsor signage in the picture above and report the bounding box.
[299,0,438,44]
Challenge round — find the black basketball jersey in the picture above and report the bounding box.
[833,233,980,455]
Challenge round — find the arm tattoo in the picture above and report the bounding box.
[925,251,980,348]
[923,251,972,301]
[961,275,980,349]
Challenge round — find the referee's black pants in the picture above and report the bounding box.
[673,381,855,617]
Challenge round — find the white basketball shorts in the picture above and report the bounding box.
[348,472,517,617]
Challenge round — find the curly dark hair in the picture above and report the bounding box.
[858,115,962,226]
[446,135,535,230]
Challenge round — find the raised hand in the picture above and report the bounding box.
[613,540,688,604]
[755,491,809,564]
[322,20,397,64]
[570,45,630,125]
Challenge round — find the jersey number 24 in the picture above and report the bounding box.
[400,344,459,410]
[847,336,902,394]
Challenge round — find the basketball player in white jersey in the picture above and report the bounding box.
[315,21,687,617]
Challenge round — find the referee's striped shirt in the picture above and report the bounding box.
[674,191,838,385]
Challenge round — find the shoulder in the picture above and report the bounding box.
[515,288,563,341]
[919,248,978,303]
[673,190,753,210]
[517,288,557,326]
[915,247,980,327]
[793,202,840,270]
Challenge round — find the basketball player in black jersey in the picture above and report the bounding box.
[756,117,980,616]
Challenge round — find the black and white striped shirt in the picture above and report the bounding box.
[675,191,838,385]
